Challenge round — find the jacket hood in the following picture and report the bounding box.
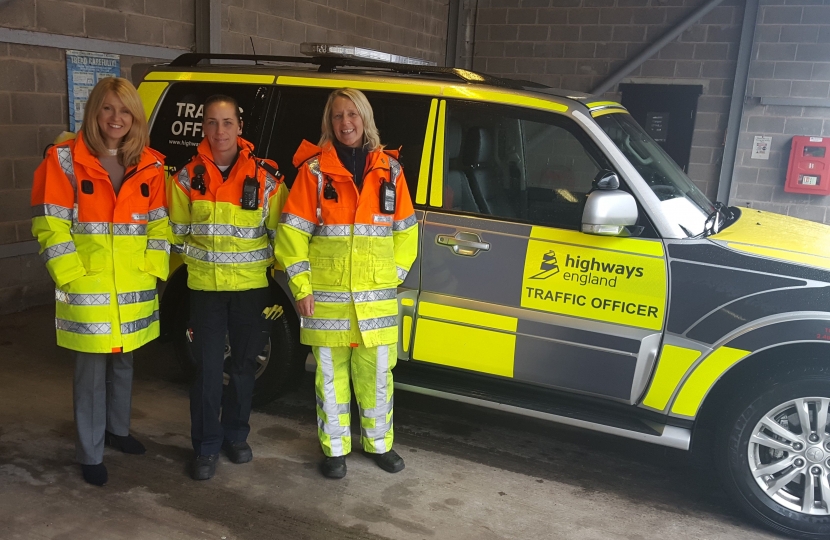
[711,209,830,271]
[293,139,322,168]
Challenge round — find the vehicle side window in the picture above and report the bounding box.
[148,82,270,172]
[265,87,432,197]
[443,101,613,231]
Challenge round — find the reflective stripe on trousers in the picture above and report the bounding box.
[313,343,395,457]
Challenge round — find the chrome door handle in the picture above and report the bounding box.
[436,232,490,256]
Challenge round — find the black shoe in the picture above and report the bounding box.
[222,440,253,464]
[191,454,218,480]
[81,463,108,486]
[371,449,405,473]
[105,431,146,455]
[320,456,347,479]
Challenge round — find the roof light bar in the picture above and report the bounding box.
[300,43,436,66]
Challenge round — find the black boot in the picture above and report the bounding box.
[222,441,253,464]
[371,449,405,473]
[191,454,218,480]
[81,463,108,486]
[321,456,347,479]
[105,431,146,455]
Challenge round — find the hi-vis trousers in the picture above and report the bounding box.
[313,344,395,457]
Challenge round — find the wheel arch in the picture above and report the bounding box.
[692,341,830,453]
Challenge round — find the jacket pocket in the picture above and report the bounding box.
[372,259,397,286]
[234,209,263,228]
[309,258,345,286]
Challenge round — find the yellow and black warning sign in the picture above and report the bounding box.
[521,232,666,330]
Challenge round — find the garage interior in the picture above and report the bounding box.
[1,0,829,538]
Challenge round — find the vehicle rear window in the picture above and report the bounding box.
[265,87,432,197]
[148,82,271,172]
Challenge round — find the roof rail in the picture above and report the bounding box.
[165,53,540,90]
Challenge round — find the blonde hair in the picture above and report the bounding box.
[81,77,149,168]
[319,88,382,151]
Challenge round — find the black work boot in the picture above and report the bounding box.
[81,463,108,486]
[191,454,218,480]
[105,431,146,455]
[222,441,253,464]
[371,449,405,473]
[321,456,347,479]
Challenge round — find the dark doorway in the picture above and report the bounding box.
[618,84,703,173]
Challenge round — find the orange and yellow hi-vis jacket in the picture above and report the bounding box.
[31,133,170,353]
[275,140,418,348]
[168,136,288,291]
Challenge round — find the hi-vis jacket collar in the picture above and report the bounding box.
[72,130,164,178]
[196,135,254,167]
[292,140,399,180]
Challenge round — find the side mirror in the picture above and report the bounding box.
[594,170,620,190]
[582,190,639,236]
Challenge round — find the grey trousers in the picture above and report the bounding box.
[73,352,134,465]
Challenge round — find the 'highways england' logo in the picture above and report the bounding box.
[530,250,560,279]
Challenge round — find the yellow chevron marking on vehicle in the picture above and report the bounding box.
[642,345,702,411]
[401,315,413,353]
[530,227,664,257]
[136,82,168,121]
[671,346,750,417]
[277,76,439,96]
[586,101,622,109]
[413,319,515,377]
[725,243,830,271]
[443,86,568,113]
[145,72,275,84]
[521,235,666,331]
[400,298,415,307]
[417,99,438,205]
[591,108,629,117]
[418,301,518,332]
[430,100,447,207]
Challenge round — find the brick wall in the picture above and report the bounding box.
[0,41,163,313]
[0,0,194,314]
[0,0,195,49]
[221,0,449,65]
[729,1,830,223]
[471,0,745,200]
[0,0,448,314]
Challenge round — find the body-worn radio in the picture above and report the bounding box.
[191,165,207,195]
[241,176,260,210]
[379,180,395,214]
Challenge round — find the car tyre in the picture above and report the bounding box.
[716,364,830,539]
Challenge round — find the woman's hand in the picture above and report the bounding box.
[297,295,315,317]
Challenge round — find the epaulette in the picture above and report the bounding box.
[258,159,281,179]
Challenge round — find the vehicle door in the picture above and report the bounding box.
[409,98,668,403]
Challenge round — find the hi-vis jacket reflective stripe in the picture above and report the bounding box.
[275,140,418,348]
[31,133,170,354]
[168,136,288,292]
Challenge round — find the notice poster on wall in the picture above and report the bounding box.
[751,135,772,160]
[66,50,121,131]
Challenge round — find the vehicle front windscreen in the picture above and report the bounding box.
[596,112,715,237]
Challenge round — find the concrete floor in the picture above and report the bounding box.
[0,306,783,540]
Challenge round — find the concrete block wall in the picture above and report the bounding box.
[729,1,830,223]
[471,0,745,199]
[221,0,450,65]
[0,42,164,314]
[0,0,448,314]
[0,0,195,49]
